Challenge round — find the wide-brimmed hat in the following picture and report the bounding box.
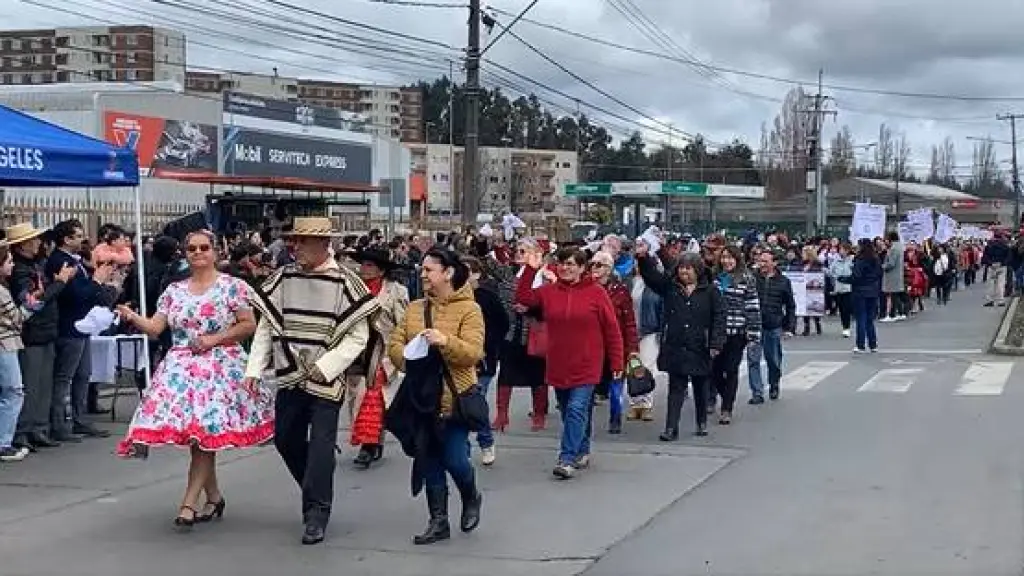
[354,247,407,271]
[4,222,46,245]
[282,217,340,238]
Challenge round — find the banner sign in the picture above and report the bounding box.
[221,127,372,185]
[104,111,218,178]
[783,270,826,317]
[223,91,368,133]
[850,203,886,241]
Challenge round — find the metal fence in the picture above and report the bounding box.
[0,195,203,236]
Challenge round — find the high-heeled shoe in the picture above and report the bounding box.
[173,505,197,531]
[197,499,226,523]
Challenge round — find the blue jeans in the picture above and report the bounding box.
[554,385,595,465]
[853,294,879,351]
[422,423,476,490]
[747,328,783,397]
[0,351,25,448]
[475,375,495,450]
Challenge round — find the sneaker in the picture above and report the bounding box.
[748,395,765,405]
[552,463,576,480]
[842,329,851,338]
[853,347,866,354]
[0,446,30,462]
[481,446,496,467]
[574,454,591,469]
[895,315,907,321]
[879,317,895,323]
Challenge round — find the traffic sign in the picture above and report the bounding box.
[661,181,708,196]
[564,182,612,196]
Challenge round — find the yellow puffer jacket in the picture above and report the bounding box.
[388,282,485,416]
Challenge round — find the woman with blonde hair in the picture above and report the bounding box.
[117,230,273,530]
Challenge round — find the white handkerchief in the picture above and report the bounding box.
[74,306,117,336]
[479,223,494,237]
[404,333,430,361]
[639,226,661,254]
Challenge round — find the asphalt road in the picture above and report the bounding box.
[0,282,1015,576]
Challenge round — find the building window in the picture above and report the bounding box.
[0,74,10,84]
[21,73,33,84]
[11,39,22,50]
[127,34,137,46]
[56,71,68,82]
[127,69,137,80]
[127,52,136,64]
[41,73,52,83]
[30,40,41,50]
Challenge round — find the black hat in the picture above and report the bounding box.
[354,247,406,271]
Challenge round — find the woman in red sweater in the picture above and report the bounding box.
[516,246,624,480]
[589,250,639,434]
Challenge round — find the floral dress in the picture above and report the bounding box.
[117,274,274,456]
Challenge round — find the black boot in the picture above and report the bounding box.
[456,475,483,533]
[413,486,450,545]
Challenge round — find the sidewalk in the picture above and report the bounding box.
[0,412,740,576]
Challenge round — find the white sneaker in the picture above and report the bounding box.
[895,315,907,321]
[481,446,496,466]
[842,329,850,338]
[552,463,576,480]
[0,446,29,462]
[879,317,894,323]
[853,347,866,354]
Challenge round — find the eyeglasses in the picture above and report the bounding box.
[186,245,213,253]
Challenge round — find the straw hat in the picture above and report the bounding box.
[4,222,46,245]
[282,217,340,238]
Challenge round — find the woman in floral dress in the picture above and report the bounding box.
[116,230,273,530]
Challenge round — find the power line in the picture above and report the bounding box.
[480,0,538,55]
[485,5,1024,103]
[487,16,698,142]
[364,0,466,6]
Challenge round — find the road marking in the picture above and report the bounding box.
[779,361,847,391]
[857,368,923,393]
[788,349,984,355]
[955,362,1013,396]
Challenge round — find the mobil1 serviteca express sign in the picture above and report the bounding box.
[222,127,372,185]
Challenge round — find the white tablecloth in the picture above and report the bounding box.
[89,335,147,384]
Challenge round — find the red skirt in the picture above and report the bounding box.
[350,368,387,446]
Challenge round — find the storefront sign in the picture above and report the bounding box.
[223,91,368,133]
[221,127,372,185]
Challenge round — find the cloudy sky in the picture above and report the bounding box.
[6,0,1024,178]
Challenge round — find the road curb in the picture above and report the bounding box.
[990,297,1023,355]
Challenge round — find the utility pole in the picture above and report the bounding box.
[998,113,1023,228]
[448,59,455,226]
[461,0,481,226]
[801,68,836,235]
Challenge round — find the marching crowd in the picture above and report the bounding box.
[0,214,1013,546]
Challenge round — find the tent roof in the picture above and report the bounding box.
[0,104,139,187]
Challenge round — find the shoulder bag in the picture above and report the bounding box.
[425,301,490,432]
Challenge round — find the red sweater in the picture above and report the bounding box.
[515,266,625,389]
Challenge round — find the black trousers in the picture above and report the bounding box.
[667,373,708,430]
[274,387,341,530]
[711,335,747,413]
[835,292,852,330]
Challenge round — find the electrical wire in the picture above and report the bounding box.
[485,5,1024,103]
[364,0,466,7]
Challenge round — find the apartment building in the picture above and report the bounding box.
[0,26,185,86]
[408,143,578,216]
[186,70,424,142]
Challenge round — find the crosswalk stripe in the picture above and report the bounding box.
[779,361,848,391]
[955,362,1013,396]
[857,368,922,393]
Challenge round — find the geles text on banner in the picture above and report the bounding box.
[0,146,44,171]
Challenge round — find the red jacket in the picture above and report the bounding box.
[604,280,639,361]
[515,266,624,389]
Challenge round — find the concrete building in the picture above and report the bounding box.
[186,70,424,143]
[0,25,185,86]
[407,143,578,217]
[0,83,412,227]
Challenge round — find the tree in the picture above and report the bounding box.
[758,87,813,198]
[895,132,912,180]
[938,136,957,187]
[828,125,856,181]
[970,136,1002,195]
[873,123,894,177]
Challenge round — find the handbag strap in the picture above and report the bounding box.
[424,301,464,415]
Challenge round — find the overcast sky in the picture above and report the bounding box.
[6,0,1024,179]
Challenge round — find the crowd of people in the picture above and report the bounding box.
[0,213,1012,547]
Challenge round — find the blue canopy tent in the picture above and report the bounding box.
[0,104,151,392]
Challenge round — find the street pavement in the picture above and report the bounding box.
[0,281,1017,576]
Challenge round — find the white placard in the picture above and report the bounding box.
[935,213,957,243]
[851,203,886,241]
[906,208,935,239]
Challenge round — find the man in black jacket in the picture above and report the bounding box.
[748,251,797,404]
[9,223,77,449]
[45,220,116,440]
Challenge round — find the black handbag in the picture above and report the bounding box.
[425,302,490,432]
[626,356,656,397]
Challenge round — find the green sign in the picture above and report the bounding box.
[661,181,708,196]
[565,183,612,196]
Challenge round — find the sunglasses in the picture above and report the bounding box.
[186,244,213,253]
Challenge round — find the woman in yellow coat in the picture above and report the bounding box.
[388,246,485,545]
